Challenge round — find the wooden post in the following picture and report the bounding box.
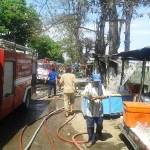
[120,59,125,86]
[106,56,110,88]
[139,60,146,101]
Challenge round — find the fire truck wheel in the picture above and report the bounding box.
[24,90,31,109]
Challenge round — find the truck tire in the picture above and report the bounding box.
[22,90,31,110]
[25,91,31,108]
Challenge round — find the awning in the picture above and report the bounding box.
[113,47,150,61]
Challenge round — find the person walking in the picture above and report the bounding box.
[60,67,76,117]
[81,80,106,147]
[48,68,58,98]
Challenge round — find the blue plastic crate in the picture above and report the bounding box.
[102,95,132,115]
[102,97,110,115]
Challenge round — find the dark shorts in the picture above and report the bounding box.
[85,116,103,128]
[48,80,56,87]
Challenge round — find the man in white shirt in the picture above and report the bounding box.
[81,81,106,147]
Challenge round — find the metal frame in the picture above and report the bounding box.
[119,123,139,150]
[0,39,34,53]
[119,123,150,150]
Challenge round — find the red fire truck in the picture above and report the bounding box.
[0,39,36,119]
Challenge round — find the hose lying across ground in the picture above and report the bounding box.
[19,108,64,150]
[57,113,87,150]
[19,107,87,150]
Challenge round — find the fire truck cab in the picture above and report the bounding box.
[0,39,36,119]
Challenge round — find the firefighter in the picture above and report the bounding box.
[48,67,58,97]
[81,80,107,147]
[59,66,76,117]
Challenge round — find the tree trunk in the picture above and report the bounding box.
[124,6,133,52]
[108,0,119,55]
[95,0,107,56]
[74,28,83,63]
[125,19,131,52]
[95,20,106,56]
[95,1,108,84]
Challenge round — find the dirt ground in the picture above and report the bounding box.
[43,95,130,150]
[0,87,133,150]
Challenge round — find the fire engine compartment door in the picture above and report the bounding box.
[1,61,15,118]
[0,64,3,99]
[3,61,14,97]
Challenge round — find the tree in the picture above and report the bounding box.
[0,0,41,45]
[30,0,89,63]
[28,0,150,63]
[95,0,108,56]
[59,36,80,63]
[57,0,89,63]
[30,35,64,62]
[107,0,119,54]
[118,0,150,52]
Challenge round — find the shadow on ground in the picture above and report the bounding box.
[103,114,121,120]
[97,132,113,141]
[0,99,50,149]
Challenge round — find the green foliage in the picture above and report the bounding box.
[30,35,64,63]
[59,37,80,63]
[0,0,41,45]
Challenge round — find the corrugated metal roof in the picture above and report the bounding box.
[114,47,150,61]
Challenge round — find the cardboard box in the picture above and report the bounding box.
[123,102,150,127]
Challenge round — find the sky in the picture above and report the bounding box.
[120,7,150,52]
[128,15,150,50]
[71,13,150,53]
[81,7,150,53]
[26,0,150,53]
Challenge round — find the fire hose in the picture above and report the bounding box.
[19,108,64,150]
[19,107,87,150]
[57,113,87,150]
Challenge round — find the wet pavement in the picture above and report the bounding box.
[0,85,134,150]
[0,85,52,150]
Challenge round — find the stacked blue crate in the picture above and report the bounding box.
[102,95,133,115]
